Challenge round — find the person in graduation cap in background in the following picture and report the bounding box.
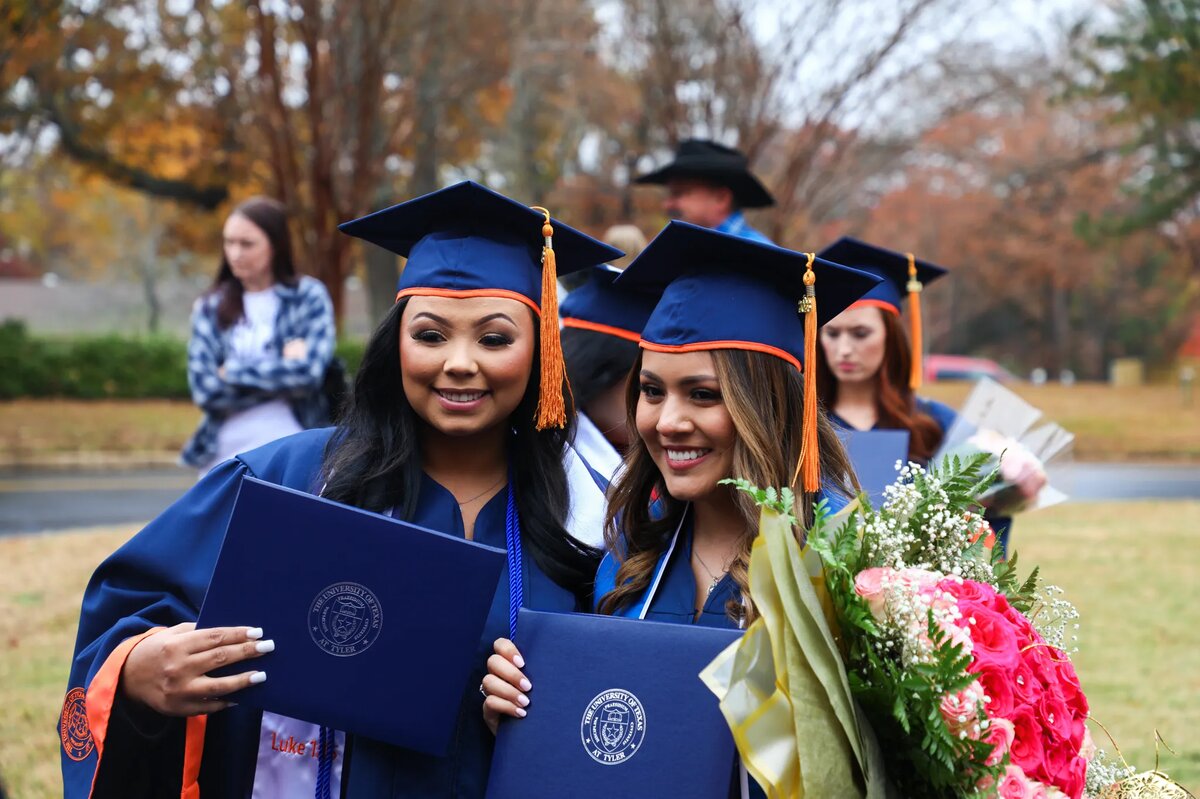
[559,264,661,483]
[60,181,619,799]
[814,235,1047,555]
[481,221,881,797]
[635,139,775,244]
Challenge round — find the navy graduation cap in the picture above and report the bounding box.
[817,235,949,389]
[616,220,881,491]
[339,180,622,429]
[559,264,660,343]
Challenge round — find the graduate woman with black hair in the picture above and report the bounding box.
[60,182,617,799]
[481,222,880,796]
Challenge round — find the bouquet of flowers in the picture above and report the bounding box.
[703,455,1184,799]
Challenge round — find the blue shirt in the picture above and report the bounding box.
[715,211,772,245]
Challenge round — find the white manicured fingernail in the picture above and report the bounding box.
[515,707,527,718]
[249,671,267,684]
[513,655,525,669]
[255,640,275,654]
[246,627,264,640]
[519,678,532,692]
[517,693,530,707]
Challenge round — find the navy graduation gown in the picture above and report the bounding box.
[60,428,580,799]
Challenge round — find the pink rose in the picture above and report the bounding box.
[965,604,1021,671]
[1037,692,1074,743]
[998,764,1034,799]
[1058,755,1088,799]
[975,665,1016,719]
[854,568,889,620]
[1008,707,1045,775]
[940,577,991,605]
[1011,659,1043,710]
[1024,644,1060,689]
[939,683,982,736]
[983,717,1016,766]
[1040,738,1073,787]
[1055,660,1088,718]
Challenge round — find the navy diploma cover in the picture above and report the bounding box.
[487,608,742,798]
[835,428,910,507]
[196,476,505,755]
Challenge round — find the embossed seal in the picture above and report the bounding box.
[580,688,646,765]
[60,686,94,761]
[308,582,383,657]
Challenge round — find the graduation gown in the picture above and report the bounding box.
[60,427,593,799]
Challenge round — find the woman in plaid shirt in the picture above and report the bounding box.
[182,197,336,472]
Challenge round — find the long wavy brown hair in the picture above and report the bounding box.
[597,348,857,626]
[816,307,944,462]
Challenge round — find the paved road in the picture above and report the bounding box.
[0,463,1197,537]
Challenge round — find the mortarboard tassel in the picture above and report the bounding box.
[530,207,570,430]
[795,253,820,494]
[907,252,923,391]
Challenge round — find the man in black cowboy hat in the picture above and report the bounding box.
[635,139,775,244]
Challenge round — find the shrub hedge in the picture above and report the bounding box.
[0,320,365,400]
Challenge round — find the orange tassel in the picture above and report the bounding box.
[906,252,923,391]
[795,253,820,494]
[530,208,570,430]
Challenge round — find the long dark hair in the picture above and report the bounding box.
[597,348,857,625]
[562,327,641,407]
[320,299,600,597]
[815,307,944,462]
[209,196,299,330]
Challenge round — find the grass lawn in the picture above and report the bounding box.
[0,501,1196,796]
[0,399,198,465]
[922,382,1200,462]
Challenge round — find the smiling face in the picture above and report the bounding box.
[820,304,889,386]
[635,349,737,503]
[399,295,536,439]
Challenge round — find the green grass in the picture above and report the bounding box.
[0,504,1196,796]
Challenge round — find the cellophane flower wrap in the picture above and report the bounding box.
[802,454,1105,798]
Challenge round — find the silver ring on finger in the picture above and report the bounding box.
[479,682,487,698]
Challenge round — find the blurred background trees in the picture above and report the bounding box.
[1,0,1197,378]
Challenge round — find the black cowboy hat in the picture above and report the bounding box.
[634,139,775,209]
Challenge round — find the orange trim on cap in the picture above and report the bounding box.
[848,298,901,316]
[85,627,166,798]
[639,338,802,371]
[394,287,542,316]
[561,317,642,343]
[180,715,208,799]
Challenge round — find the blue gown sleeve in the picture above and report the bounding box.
[59,457,250,798]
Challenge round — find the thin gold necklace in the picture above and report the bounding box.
[455,476,506,507]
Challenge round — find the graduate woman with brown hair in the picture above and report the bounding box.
[813,236,1046,553]
[480,223,880,791]
[60,183,618,799]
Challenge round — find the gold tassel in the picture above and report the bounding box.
[793,253,820,494]
[530,207,570,430]
[906,252,924,391]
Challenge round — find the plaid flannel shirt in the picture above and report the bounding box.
[716,211,773,245]
[181,276,336,468]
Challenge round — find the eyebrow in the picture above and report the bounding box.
[410,311,517,327]
[639,369,718,386]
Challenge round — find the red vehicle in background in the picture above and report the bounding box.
[924,354,1017,383]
